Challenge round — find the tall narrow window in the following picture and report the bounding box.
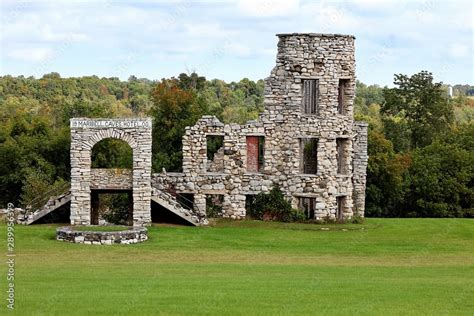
[247,136,265,172]
[338,79,349,115]
[300,138,318,174]
[302,79,319,114]
[245,194,257,215]
[205,194,223,218]
[206,135,224,172]
[336,196,346,221]
[299,197,316,220]
[336,138,348,174]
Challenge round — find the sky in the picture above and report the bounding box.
[1,0,473,86]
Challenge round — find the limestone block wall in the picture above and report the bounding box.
[70,118,152,226]
[352,121,369,216]
[152,33,368,221]
[90,169,133,190]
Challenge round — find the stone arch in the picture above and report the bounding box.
[85,129,139,151]
[90,137,133,169]
[70,118,152,226]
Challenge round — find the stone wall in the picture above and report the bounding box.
[352,121,368,217]
[70,118,152,226]
[90,168,133,190]
[153,33,368,221]
[56,226,148,244]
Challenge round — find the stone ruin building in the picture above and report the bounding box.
[19,33,368,227]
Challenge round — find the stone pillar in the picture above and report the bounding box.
[194,194,206,217]
[352,121,368,217]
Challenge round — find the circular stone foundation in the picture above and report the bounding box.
[56,226,148,245]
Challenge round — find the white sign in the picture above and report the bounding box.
[71,119,151,129]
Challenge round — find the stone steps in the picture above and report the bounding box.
[18,186,207,226]
[19,191,71,225]
[151,188,207,226]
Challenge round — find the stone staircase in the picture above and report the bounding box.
[151,187,208,226]
[17,183,207,226]
[18,187,71,225]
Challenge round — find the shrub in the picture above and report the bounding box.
[102,193,131,225]
[247,186,297,222]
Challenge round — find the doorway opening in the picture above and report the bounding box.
[91,190,133,225]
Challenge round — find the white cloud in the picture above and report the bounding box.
[449,43,470,59]
[296,2,362,34]
[183,23,229,38]
[224,42,251,57]
[237,0,300,17]
[7,47,54,63]
[1,0,472,84]
[39,26,88,42]
[347,0,402,12]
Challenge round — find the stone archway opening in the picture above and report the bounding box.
[91,138,133,169]
[70,118,152,226]
[90,138,134,225]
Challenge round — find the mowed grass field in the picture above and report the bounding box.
[1,218,473,315]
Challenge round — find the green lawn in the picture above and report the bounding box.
[1,219,473,315]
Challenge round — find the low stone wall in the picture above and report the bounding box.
[90,168,132,190]
[56,226,148,245]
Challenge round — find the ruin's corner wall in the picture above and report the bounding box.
[352,121,368,217]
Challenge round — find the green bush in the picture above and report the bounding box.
[102,194,131,225]
[247,186,303,222]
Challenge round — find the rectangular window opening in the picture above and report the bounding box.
[338,79,349,115]
[336,138,348,174]
[245,194,257,217]
[336,196,346,221]
[298,197,316,220]
[206,194,224,218]
[206,135,224,172]
[300,138,318,174]
[302,79,319,114]
[247,136,265,173]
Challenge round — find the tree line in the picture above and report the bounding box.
[0,71,472,217]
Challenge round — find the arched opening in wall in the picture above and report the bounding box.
[91,138,133,225]
[91,138,132,169]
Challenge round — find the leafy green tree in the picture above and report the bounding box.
[365,130,410,217]
[381,71,453,150]
[91,139,132,169]
[354,80,384,116]
[406,140,473,217]
[149,78,207,172]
